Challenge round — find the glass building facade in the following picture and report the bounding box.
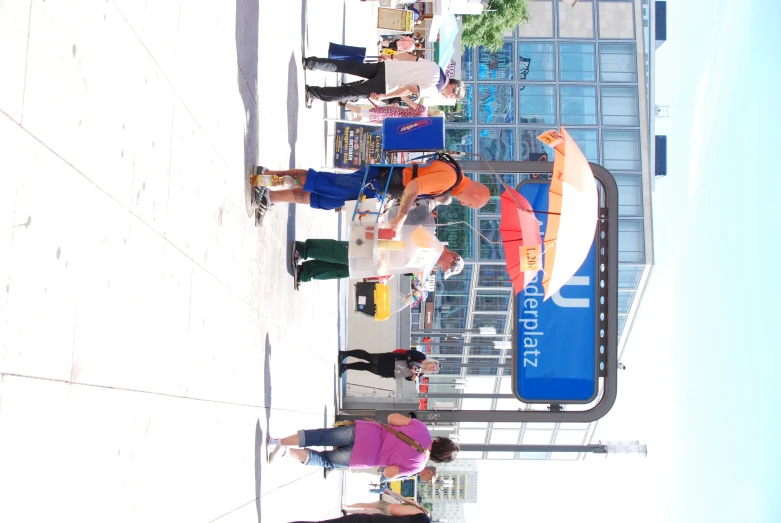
[422,0,657,461]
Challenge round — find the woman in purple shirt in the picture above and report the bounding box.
[266,413,459,477]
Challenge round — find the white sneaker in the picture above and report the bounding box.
[266,434,285,463]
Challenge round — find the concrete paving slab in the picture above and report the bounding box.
[0,1,384,521]
[0,0,31,123]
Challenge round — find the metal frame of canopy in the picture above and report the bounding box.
[337,160,620,425]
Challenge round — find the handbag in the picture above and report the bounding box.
[332,419,427,455]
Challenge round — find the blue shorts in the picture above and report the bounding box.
[298,424,356,470]
[303,168,382,210]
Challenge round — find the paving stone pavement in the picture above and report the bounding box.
[0,1,380,522]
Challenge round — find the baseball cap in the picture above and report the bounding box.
[442,254,464,280]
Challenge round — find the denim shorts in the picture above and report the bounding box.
[298,424,356,470]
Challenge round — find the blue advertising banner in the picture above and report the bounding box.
[513,181,598,403]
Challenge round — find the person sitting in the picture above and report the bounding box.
[339,348,440,380]
[266,413,459,477]
[289,239,464,290]
[251,157,490,226]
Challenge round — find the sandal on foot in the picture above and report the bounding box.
[290,241,301,272]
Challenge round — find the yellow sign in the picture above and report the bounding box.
[520,245,542,271]
[377,8,413,32]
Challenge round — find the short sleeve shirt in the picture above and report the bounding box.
[402,160,459,196]
[349,419,433,476]
[384,59,446,99]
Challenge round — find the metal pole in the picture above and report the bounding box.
[412,329,482,336]
[421,392,516,399]
[437,362,511,369]
[457,443,607,454]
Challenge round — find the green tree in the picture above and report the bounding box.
[461,0,532,51]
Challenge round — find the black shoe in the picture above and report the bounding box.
[253,187,273,226]
[304,86,313,109]
[290,241,301,272]
[293,265,302,291]
[324,467,332,479]
[338,349,345,362]
[302,56,310,70]
[339,363,347,375]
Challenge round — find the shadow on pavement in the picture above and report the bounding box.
[301,0,308,54]
[236,0,259,216]
[285,53,298,273]
[253,420,263,523]
[255,333,273,522]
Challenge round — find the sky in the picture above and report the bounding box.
[464,0,781,521]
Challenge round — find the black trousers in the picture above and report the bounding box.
[290,515,372,523]
[306,58,387,102]
[343,350,395,378]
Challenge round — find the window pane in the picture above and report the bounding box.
[435,291,469,328]
[561,86,597,125]
[478,173,519,214]
[479,128,515,160]
[617,291,635,313]
[478,43,514,80]
[601,87,639,126]
[614,173,643,215]
[437,204,474,259]
[462,47,474,80]
[518,42,555,81]
[618,220,645,263]
[444,84,474,123]
[445,128,474,155]
[478,265,512,287]
[519,128,555,161]
[566,129,599,162]
[478,84,515,124]
[599,43,638,82]
[472,314,507,333]
[519,85,557,125]
[603,130,641,171]
[478,219,505,260]
[617,314,628,335]
[618,265,643,289]
[475,290,512,312]
[559,43,595,81]
[434,264,473,330]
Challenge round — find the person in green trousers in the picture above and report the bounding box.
[290,239,464,291]
[291,239,350,290]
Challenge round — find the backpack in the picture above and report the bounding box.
[371,153,463,203]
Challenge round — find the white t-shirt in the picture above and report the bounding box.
[384,59,445,99]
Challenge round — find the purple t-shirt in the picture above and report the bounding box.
[349,419,432,476]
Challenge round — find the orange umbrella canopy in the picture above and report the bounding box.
[536,127,599,300]
[499,188,543,294]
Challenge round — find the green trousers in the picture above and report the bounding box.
[296,239,350,282]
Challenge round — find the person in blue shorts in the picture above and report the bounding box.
[250,159,490,226]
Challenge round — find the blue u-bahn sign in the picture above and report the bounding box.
[513,181,599,403]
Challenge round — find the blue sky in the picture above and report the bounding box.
[465,1,781,521]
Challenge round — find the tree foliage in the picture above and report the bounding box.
[461,0,532,51]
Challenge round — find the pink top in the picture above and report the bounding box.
[349,419,432,476]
